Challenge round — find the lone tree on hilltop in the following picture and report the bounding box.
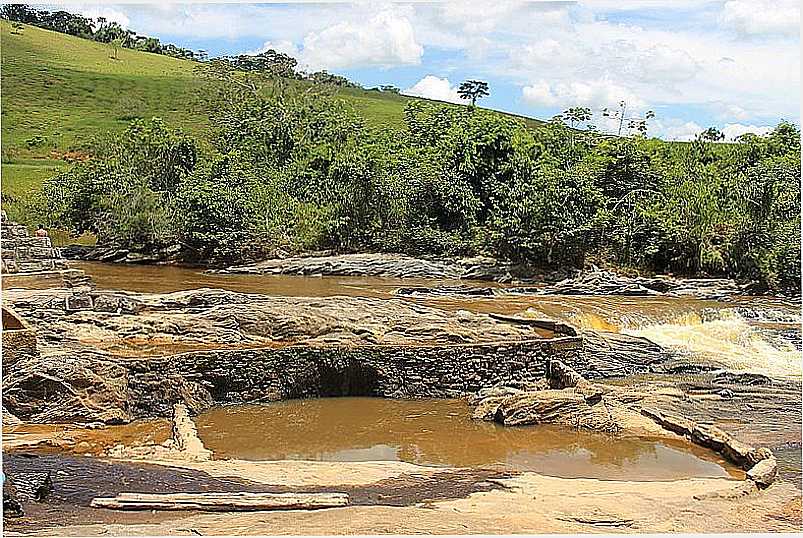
[458,80,489,107]
[699,126,725,142]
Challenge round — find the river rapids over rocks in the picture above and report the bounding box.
[3,259,801,532]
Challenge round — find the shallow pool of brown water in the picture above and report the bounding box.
[195,397,741,481]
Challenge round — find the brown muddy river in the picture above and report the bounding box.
[195,397,741,482]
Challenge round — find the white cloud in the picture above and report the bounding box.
[721,123,773,140]
[45,2,798,129]
[55,3,131,28]
[720,0,800,37]
[522,79,646,111]
[403,75,462,104]
[650,119,774,141]
[298,10,423,70]
[247,40,300,58]
[651,119,705,141]
[714,103,752,121]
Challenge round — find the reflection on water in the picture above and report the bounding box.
[196,398,740,481]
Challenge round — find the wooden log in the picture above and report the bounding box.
[90,491,349,511]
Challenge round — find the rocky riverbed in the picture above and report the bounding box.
[3,262,800,534]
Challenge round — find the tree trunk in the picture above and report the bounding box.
[90,492,350,512]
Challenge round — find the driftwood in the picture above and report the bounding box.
[90,491,350,511]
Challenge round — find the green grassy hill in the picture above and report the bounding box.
[0,20,544,229]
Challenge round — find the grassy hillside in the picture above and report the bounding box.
[0,20,544,233]
[1,21,543,158]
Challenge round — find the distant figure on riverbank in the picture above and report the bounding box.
[34,224,48,238]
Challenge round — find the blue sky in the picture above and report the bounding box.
[57,1,800,140]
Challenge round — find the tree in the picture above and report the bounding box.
[602,101,655,137]
[563,107,592,129]
[699,127,725,142]
[1,4,40,24]
[108,37,123,60]
[457,80,489,106]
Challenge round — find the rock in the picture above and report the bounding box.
[212,253,522,282]
[747,447,774,466]
[34,471,53,501]
[746,456,778,488]
[721,437,755,468]
[3,477,23,518]
[171,404,212,461]
[546,360,585,389]
[478,385,667,437]
[65,293,93,311]
[718,389,734,399]
[471,396,507,421]
[691,424,732,452]
[711,372,773,386]
[639,408,697,437]
[581,331,674,379]
[2,353,132,424]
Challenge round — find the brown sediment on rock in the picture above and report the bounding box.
[4,287,612,424]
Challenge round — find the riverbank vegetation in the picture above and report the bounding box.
[31,62,801,292]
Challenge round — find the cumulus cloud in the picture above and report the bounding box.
[298,10,423,70]
[652,120,705,141]
[650,119,774,141]
[403,76,463,104]
[720,0,800,37]
[51,2,798,130]
[247,40,300,58]
[721,123,773,140]
[55,3,131,28]
[521,79,646,111]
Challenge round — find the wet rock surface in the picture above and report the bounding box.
[4,287,547,349]
[2,453,515,532]
[395,269,757,300]
[609,372,802,487]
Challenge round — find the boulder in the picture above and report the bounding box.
[746,456,778,488]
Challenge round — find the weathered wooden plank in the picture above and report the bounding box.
[91,492,349,511]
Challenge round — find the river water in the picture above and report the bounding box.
[196,397,741,481]
[70,261,801,483]
[74,261,801,380]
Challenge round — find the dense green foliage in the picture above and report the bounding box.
[36,70,801,291]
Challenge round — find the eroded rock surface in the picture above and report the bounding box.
[4,287,546,349]
[2,287,593,423]
[211,253,556,282]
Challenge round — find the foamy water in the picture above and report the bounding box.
[623,310,801,380]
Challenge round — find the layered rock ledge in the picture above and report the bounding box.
[3,286,593,423]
